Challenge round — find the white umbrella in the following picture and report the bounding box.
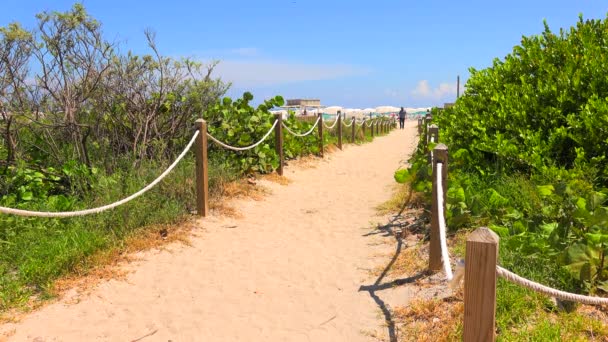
[323,106,342,115]
[375,106,400,114]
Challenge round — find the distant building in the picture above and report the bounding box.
[286,99,321,107]
[283,99,323,116]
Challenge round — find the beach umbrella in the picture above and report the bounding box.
[323,106,342,115]
[375,106,400,114]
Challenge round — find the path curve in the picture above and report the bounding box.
[2,121,418,342]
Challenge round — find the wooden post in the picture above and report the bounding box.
[457,75,460,99]
[318,113,324,158]
[423,118,428,152]
[274,113,284,176]
[362,119,366,137]
[430,143,448,271]
[428,124,439,145]
[351,117,355,143]
[337,111,343,150]
[428,124,439,164]
[417,117,423,135]
[376,119,380,135]
[195,119,209,217]
[371,121,375,138]
[464,227,499,342]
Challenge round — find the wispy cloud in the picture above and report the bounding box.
[411,80,458,100]
[213,60,371,87]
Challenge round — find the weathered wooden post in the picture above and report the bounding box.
[351,117,356,142]
[318,112,324,158]
[418,117,423,135]
[428,124,439,164]
[428,124,439,145]
[371,120,375,138]
[430,143,448,270]
[337,111,343,150]
[195,119,209,217]
[274,113,284,176]
[464,227,499,342]
[376,119,380,135]
[362,119,366,137]
[423,118,429,152]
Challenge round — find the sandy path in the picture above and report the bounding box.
[2,121,419,342]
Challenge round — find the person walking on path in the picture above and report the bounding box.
[398,107,406,129]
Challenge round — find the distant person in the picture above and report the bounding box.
[398,107,406,129]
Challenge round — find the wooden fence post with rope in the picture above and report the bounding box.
[274,113,284,176]
[337,111,343,150]
[318,113,324,158]
[430,143,448,270]
[195,119,209,217]
[464,227,499,342]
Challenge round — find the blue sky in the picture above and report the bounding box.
[1,1,607,108]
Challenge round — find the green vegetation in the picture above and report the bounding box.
[395,14,608,339]
[0,3,396,313]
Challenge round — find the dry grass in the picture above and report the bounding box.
[286,154,320,170]
[260,173,291,185]
[219,178,270,200]
[208,178,272,218]
[376,183,425,215]
[0,220,196,324]
[324,144,340,154]
[55,220,194,293]
[393,294,464,342]
[371,243,427,278]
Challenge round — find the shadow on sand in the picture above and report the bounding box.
[358,208,428,342]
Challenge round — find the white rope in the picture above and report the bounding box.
[323,115,340,129]
[342,118,354,127]
[282,117,320,137]
[496,266,608,306]
[436,162,453,281]
[207,120,278,151]
[0,131,200,218]
[365,119,374,127]
[356,119,366,127]
[430,136,435,169]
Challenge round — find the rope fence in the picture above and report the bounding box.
[323,114,340,129]
[436,162,453,281]
[207,119,278,151]
[1,112,395,219]
[496,266,608,306]
[420,116,608,342]
[282,117,320,137]
[0,131,200,218]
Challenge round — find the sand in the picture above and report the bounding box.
[1,121,419,342]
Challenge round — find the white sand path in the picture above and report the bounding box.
[2,121,419,342]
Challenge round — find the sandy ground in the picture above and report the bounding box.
[1,121,419,342]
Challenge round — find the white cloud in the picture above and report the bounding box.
[213,60,371,87]
[411,80,458,100]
